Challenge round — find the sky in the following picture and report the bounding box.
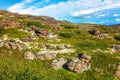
[0,0,120,25]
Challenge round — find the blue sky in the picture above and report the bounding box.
[0,0,120,25]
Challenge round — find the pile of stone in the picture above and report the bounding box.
[115,63,120,78]
[111,44,120,52]
[88,30,110,39]
[37,44,75,59]
[0,35,31,50]
[24,44,75,60]
[52,54,92,73]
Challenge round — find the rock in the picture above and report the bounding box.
[66,54,91,73]
[46,44,56,50]
[4,43,10,49]
[38,43,46,48]
[52,58,67,70]
[88,30,110,39]
[24,52,36,60]
[111,45,120,52]
[88,30,101,35]
[115,63,120,78]
[97,34,109,39]
[37,53,57,60]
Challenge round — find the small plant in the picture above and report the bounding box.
[114,35,120,41]
[59,32,75,38]
[26,21,43,28]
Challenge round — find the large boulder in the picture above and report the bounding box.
[52,58,67,70]
[24,52,36,60]
[66,54,91,73]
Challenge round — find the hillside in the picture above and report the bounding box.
[0,10,120,80]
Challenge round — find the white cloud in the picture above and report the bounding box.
[116,19,120,21]
[113,14,120,17]
[72,2,120,16]
[7,0,120,20]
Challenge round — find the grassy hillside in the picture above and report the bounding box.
[0,10,120,80]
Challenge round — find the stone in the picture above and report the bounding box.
[24,52,36,60]
[52,58,67,70]
[97,34,109,39]
[115,63,120,78]
[88,30,101,35]
[88,30,110,39]
[111,45,120,52]
[4,43,10,49]
[66,54,91,73]
[37,53,57,60]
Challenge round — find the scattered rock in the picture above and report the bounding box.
[24,52,36,60]
[52,58,67,70]
[66,53,91,73]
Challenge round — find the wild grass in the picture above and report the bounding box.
[0,24,120,80]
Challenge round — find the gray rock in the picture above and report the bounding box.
[24,52,36,60]
[52,58,67,70]
[37,53,57,60]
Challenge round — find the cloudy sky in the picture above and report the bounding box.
[0,0,120,25]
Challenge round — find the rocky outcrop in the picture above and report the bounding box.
[88,30,110,39]
[66,54,91,73]
[0,35,31,50]
[52,54,92,73]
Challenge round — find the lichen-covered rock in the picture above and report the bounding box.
[66,54,91,73]
[24,52,36,60]
[37,53,56,60]
[52,58,67,70]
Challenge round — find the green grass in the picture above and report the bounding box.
[0,28,30,38]
[0,23,120,80]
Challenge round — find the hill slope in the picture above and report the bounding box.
[0,10,120,80]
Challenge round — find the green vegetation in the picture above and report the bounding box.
[0,12,120,80]
[26,20,44,28]
[114,35,120,41]
[0,28,29,38]
[59,32,75,38]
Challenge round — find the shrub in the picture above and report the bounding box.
[26,21,43,28]
[114,35,120,41]
[59,32,75,38]
[0,27,4,33]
